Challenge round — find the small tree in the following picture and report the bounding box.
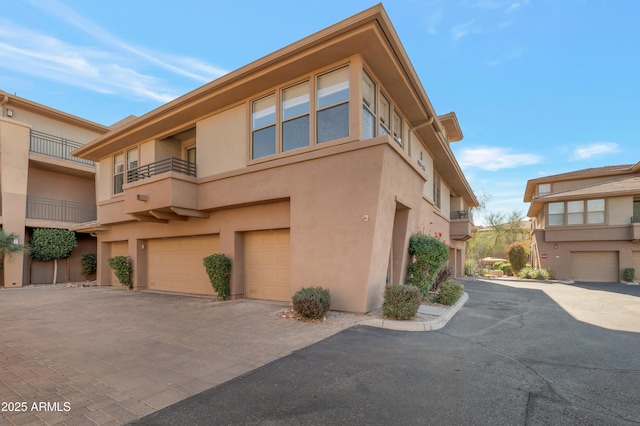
[406,233,450,296]
[81,254,97,279]
[507,242,528,274]
[29,228,77,285]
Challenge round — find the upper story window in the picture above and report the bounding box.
[393,110,403,147]
[282,81,310,152]
[362,71,376,139]
[317,66,349,144]
[113,153,125,194]
[433,172,441,209]
[186,146,196,164]
[250,65,350,160]
[379,93,391,136]
[252,94,277,159]
[538,183,551,195]
[548,199,605,226]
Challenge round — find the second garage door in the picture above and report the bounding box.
[245,229,290,302]
[633,251,640,281]
[571,251,619,282]
[147,235,220,295]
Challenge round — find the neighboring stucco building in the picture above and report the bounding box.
[524,162,640,282]
[73,5,478,313]
[0,91,110,286]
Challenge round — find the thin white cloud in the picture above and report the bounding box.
[0,21,176,103]
[458,146,542,171]
[571,142,621,160]
[486,46,524,66]
[451,19,480,39]
[25,0,227,83]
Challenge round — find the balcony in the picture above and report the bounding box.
[450,210,474,241]
[26,196,96,223]
[123,157,204,221]
[30,130,94,166]
[633,216,640,241]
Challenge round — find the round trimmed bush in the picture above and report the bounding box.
[292,287,331,320]
[433,281,464,306]
[383,285,421,320]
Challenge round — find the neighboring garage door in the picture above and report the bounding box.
[633,252,640,281]
[245,229,290,302]
[110,241,128,286]
[147,235,220,295]
[571,251,619,282]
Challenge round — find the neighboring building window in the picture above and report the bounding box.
[433,172,441,208]
[126,147,139,183]
[538,183,551,195]
[317,66,349,143]
[362,71,376,139]
[548,202,564,226]
[282,81,310,152]
[393,110,403,147]
[587,199,605,224]
[379,92,390,136]
[252,94,276,159]
[113,153,124,194]
[567,200,584,225]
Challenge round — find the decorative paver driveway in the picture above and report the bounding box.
[0,286,355,425]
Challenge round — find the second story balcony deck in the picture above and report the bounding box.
[450,209,474,241]
[30,130,94,166]
[26,195,97,224]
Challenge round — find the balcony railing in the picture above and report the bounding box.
[126,157,196,184]
[26,196,96,223]
[30,130,94,166]
[632,216,640,223]
[451,210,474,221]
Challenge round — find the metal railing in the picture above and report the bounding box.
[632,215,640,224]
[30,130,94,165]
[26,196,96,223]
[451,210,474,220]
[126,157,196,183]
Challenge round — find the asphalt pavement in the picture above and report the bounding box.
[132,279,640,425]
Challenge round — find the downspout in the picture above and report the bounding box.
[0,93,9,117]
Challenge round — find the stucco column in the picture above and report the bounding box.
[0,117,30,287]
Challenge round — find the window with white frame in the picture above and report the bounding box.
[113,148,139,194]
[379,92,391,136]
[548,199,605,226]
[251,94,277,159]
[433,172,441,209]
[393,110,403,147]
[282,81,310,152]
[317,66,350,143]
[538,183,551,195]
[362,71,376,139]
[113,153,125,194]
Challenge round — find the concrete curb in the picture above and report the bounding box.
[360,292,469,332]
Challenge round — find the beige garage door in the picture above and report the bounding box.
[571,251,619,282]
[245,229,290,302]
[110,241,128,286]
[147,235,220,295]
[633,252,640,281]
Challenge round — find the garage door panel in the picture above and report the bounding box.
[110,241,128,286]
[571,251,618,282]
[148,235,220,295]
[633,252,640,281]
[245,229,290,302]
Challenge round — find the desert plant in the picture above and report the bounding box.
[532,268,551,280]
[108,256,132,288]
[203,254,232,300]
[507,242,527,274]
[406,233,450,295]
[433,281,464,306]
[81,254,97,278]
[499,263,513,276]
[292,286,331,320]
[623,267,635,282]
[382,285,421,320]
[493,262,504,270]
[29,228,77,285]
[518,265,534,279]
[0,230,29,267]
[464,259,477,276]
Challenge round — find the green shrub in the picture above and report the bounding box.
[432,265,452,293]
[203,254,232,300]
[623,267,635,282]
[433,281,464,306]
[493,262,504,270]
[81,254,97,278]
[499,263,513,276]
[382,285,421,320]
[507,242,528,274]
[518,266,534,279]
[292,287,331,320]
[406,233,450,296]
[532,268,551,280]
[107,256,132,289]
[464,259,477,276]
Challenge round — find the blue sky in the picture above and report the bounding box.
[2,0,638,224]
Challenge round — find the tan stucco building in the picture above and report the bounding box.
[0,91,109,286]
[73,5,478,313]
[524,162,640,282]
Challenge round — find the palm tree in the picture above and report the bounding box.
[0,229,28,268]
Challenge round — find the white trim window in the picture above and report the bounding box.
[282,81,310,152]
[393,110,403,147]
[113,153,125,194]
[379,92,391,136]
[548,202,565,226]
[252,94,277,159]
[362,71,376,139]
[548,199,606,226]
[317,66,349,143]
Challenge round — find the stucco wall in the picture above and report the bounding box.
[197,104,247,176]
